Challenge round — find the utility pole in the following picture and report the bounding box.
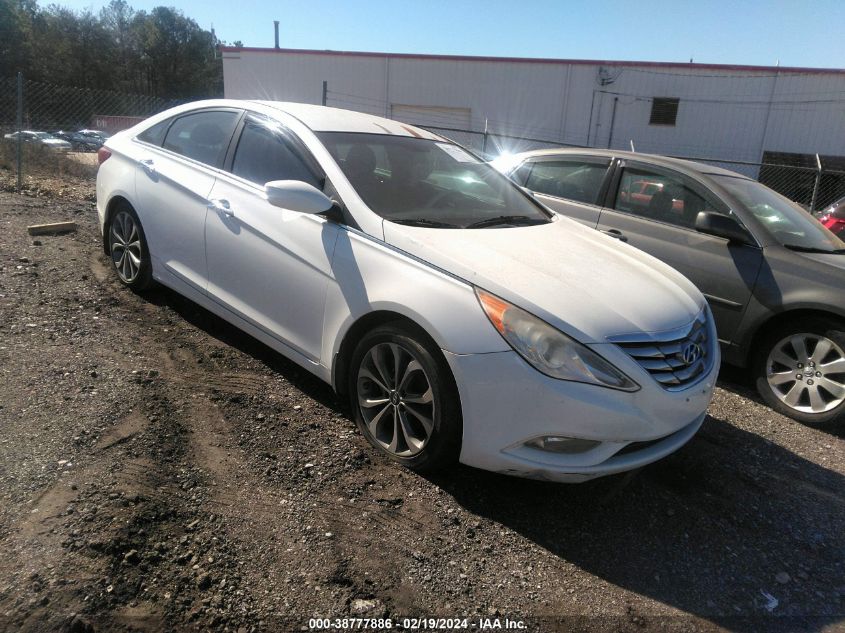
[321,80,327,107]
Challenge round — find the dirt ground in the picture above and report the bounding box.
[0,177,844,633]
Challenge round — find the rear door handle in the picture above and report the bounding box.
[600,228,628,242]
[208,198,234,217]
[139,158,156,175]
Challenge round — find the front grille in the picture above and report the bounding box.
[613,311,712,391]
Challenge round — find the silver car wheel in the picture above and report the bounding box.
[109,210,142,284]
[766,333,845,414]
[356,342,435,457]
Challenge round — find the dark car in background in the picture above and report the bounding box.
[493,148,845,425]
[53,131,103,152]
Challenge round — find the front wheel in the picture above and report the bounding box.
[348,323,462,473]
[753,318,845,425]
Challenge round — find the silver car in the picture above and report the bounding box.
[4,130,72,151]
[494,148,845,426]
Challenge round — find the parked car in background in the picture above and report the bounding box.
[78,129,110,141]
[96,100,719,482]
[53,130,103,152]
[3,130,71,151]
[493,148,845,425]
[818,196,845,237]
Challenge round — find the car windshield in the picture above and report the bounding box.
[318,132,551,228]
[34,132,53,139]
[714,175,845,252]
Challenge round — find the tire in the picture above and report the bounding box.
[347,322,462,473]
[753,317,845,425]
[106,202,154,291]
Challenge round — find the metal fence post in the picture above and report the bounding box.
[321,80,327,106]
[16,72,23,192]
[810,153,822,212]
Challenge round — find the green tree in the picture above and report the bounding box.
[2,0,224,99]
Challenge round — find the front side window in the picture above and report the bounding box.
[523,159,610,205]
[319,132,551,229]
[231,117,320,188]
[715,175,845,252]
[614,166,724,229]
[162,110,239,167]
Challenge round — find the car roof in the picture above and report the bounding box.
[512,147,750,180]
[248,100,443,139]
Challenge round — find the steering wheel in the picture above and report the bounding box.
[428,189,463,209]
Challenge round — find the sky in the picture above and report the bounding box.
[53,0,845,69]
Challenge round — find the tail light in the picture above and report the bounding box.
[97,147,112,165]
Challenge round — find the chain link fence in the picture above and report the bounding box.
[2,77,844,213]
[0,74,180,192]
[419,125,845,214]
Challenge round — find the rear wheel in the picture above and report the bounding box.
[753,318,845,425]
[107,203,153,290]
[348,323,462,473]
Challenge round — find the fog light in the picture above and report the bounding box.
[526,436,601,454]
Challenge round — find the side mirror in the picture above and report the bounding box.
[694,211,750,244]
[264,180,333,214]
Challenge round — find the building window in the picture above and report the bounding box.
[649,98,679,126]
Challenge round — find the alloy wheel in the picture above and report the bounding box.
[766,333,845,414]
[110,210,142,284]
[356,342,435,457]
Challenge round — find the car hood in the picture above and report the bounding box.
[797,251,845,272]
[382,216,705,343]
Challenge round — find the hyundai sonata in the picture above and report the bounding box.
[96,100,717,482]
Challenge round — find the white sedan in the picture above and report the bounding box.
[95,100,718,482]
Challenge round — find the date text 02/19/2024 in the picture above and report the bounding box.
[307,617,527,630]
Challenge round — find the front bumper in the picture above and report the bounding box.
[444,347,716,483]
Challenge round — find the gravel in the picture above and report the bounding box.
[0,181,843,632]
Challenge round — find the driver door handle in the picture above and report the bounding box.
[600,228,628,242]
[208,198,234,217]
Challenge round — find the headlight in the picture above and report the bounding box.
[476,288,639,391]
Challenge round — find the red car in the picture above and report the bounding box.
[819,196,845,236]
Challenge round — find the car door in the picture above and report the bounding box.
[512,156,611,228]
[133,108,241,293]
[597,160,764,344]
[204,113,340,362]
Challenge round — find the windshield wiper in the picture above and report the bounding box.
[391,218,458,228]
[465,215,546,229]
[783,244,845,254]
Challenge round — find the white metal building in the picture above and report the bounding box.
[222,47,845,168]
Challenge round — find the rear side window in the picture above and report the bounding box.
[231,118,320,188]
[137,119,171,146]
[524,159,610,205]
[162,111,239,167]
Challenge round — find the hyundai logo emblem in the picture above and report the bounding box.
[681,342,703,366]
